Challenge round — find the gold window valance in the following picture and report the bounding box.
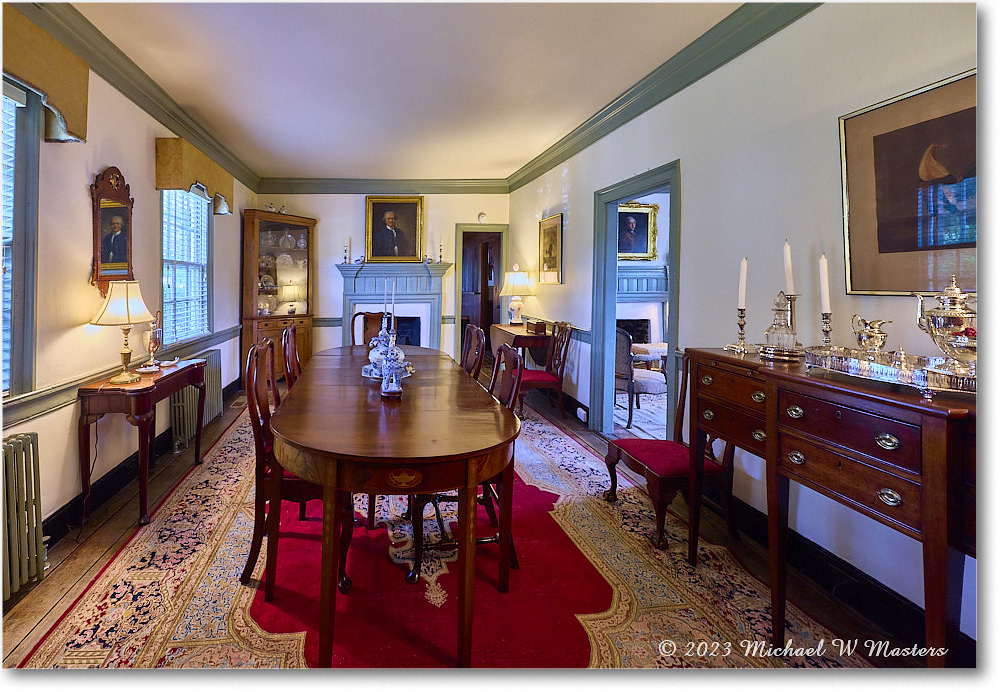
[155,137,234,212]
[2,4,89,142]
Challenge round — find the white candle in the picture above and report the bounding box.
[383,279,387,312]
[391,279,396,313]
[348,237,352,260]
[819,253,831,313]
[783,240,795,295]
[738,257,747,310]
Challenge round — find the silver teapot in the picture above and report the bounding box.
[914,276,976,374]
[851,315,891,352]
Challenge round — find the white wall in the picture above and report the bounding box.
[509,3,976,635]
[4,72,246,519]
[257,193,509,358]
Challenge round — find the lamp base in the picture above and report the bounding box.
[108,368,141,385]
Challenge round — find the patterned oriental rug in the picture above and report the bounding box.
[20,405,870,669]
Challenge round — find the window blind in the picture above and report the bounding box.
[161,189,210,345]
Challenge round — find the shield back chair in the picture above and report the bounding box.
[407,343,523,591]
[604,352,738,550]
[518,320,572,417]
[351,311,395,346]
[241,339,355,597]
[460,323,486,379]
[614,327,670,428]
[281,323,302,389]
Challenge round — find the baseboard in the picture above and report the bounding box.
[709,489,976,666]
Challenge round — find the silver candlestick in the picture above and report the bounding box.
[785,293,801,345]
[724,308,748,354]
[821,311,832,347]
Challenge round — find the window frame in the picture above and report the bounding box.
[160,185,213,349]
[2,78,40,397]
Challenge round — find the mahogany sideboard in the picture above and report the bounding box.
[78,359,206,526]
[685,348,975,667]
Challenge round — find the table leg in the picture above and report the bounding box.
[767,469,790,647]
[318,483,343,668]
[132,411,154,525]
[687,429,707,566]
[456,484,476,667]
[499,460,514,594]
[77,413,101,524]
[193,381,206,465]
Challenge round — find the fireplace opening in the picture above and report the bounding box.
[616,319,650,344]
[395,317,421,346]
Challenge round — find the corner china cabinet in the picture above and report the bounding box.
[241,209,316,380]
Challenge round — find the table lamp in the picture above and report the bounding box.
[280,282,301,314]
[90,280,155,384]
[499,263,534,324]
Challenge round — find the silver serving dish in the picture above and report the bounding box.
[914,276,976,374]
[805,346,975,399]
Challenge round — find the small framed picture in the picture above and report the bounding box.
[365,195,423,262]
[617,202,658,261]
[538,213,562,284]
[90,166,135,296]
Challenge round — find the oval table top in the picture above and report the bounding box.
[270,344,521,465]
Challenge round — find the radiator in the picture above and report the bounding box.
[170,349,223,449]
[3,432,45,601]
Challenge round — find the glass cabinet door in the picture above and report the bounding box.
[257,220,309,316]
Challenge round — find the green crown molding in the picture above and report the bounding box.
[507,3,819,192]
[258,178,509,195]
[16,2,261,191]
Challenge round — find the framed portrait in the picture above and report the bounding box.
[90,166,134,296]
[538,213,562,284]
[365,195,423,262]
[841,69,976,294]
[617,202,658,261]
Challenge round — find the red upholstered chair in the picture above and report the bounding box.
[519,320,572,417]
[241,339,354,597]
[407,343,523,590]
[460,323,486,379]
[281,323,302,388]
[351,311,395,346]
[604,352,738,549]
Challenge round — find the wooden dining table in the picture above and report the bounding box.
[269,344,521,667]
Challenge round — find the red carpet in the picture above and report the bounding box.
[248,473,613,667]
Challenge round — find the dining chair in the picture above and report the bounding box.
[241,338,355,597]
[407,343,523,590]
[351,311,395,346]
[614,327,670,428]
[281,323,302,388]
[518,320,572,417]
[460,323,486,379]
[604,352,738,549]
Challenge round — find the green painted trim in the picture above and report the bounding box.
[2,325,240,426]
[18,3,260,191]
[442,315,456,325]
[592,161,681,434]
[314,317,342,328]
[520,315,592,344]
[258,178,509,195]
[453,223,509,356]
[508,3,819,192]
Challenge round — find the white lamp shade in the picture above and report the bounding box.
[91,281,155,326]
[499,271,534,297]
[279,283,301,302]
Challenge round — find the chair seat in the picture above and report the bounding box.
[521,369,558,385]
[609,438,726,478]
[631,342,670,360]
[631,368,669,395]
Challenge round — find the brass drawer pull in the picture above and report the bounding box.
[701,375,714,386]
[875,433,900,451]
[786,450,805,465]
[751,390,766,403]
[786,404,804,419]
[702,409,715,421]
[751,429,766,442]
[877,488,902,507]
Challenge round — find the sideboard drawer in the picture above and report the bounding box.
[778,433,922,534]
[696,397,766,456]
[696,362,768,413]
[778,390,921,475]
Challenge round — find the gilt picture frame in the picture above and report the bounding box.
[840,69,976,295]
[365,195,423,262]
[90,166,135,296]
[538,213,562,284]
[617,201,658,261]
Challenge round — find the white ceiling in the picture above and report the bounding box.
[75,2,740,181]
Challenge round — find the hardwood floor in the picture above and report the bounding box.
[4,379,908,668]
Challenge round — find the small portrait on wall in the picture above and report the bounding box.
[365,196,423,262]
[90,166,135,296]
[100,204,130,269]
[538,213,562,284]
[617,201,658,260]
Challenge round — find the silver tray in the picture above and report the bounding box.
[804,346,975,398]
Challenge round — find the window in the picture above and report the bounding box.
[161,188,212,346]
[2,79,39,397]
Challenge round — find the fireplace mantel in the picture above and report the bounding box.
[336,262,453,349]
